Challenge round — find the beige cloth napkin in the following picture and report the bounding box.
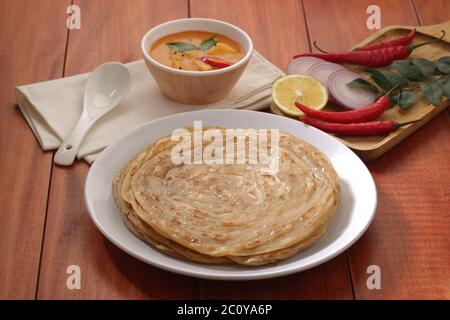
[15,51,284,163]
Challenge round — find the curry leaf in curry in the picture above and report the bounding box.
[200,37,218,50]
[166,42,199,52]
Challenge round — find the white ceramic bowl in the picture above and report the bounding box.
[140,18,253,104]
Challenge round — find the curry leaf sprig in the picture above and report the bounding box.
[348,56,450,109]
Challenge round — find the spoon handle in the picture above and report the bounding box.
[54,113,93,166]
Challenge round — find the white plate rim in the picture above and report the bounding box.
[85,109,377,280]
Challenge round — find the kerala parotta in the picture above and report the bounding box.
[113,128,339,265]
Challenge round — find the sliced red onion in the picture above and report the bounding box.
[307,62,347,87]
[327,70,378,110]
[287,57,323,75]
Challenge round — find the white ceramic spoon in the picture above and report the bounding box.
[54,62,132,166]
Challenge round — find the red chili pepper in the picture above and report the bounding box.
[293,31,445,67]
[354,28,416,51]
[295,96,390,124]
[200,56,232,68]
[293,46,408,67]
[299,116,418,136]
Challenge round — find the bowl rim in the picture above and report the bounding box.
[140,18,253,77]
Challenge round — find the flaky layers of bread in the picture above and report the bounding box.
[113,129,339,266]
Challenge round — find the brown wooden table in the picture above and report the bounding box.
[1,0,449,300]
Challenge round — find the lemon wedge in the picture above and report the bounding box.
[272,75,328,117]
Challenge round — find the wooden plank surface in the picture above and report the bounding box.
[414,0,450,26]
[191,0,353,299]
[0,0,70,299]
[36,0,199,299]
[351,1,450,299]
[301,0,450,299]
[350,116,450,299]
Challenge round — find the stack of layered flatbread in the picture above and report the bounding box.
[113,128,340,266]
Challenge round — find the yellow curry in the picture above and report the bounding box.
[150,31,245,71]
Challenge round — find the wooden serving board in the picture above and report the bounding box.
[271,21,450,161]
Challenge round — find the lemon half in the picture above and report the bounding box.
[272,75,328,117]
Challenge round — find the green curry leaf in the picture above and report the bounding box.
[438,75,450,98]
[387,92,400,108]
[166,42,199,52]
[412,58,439,76]
[391,60,411,69]
[391,60,425,82]
[364,69,394,90]
[398,90,417,109]
[438,56,450,64]
[200,37,218,50]
[420,80,444,105]
[364,57,450,109]
[347,78,380,94]
[364,69,408,89]
[434,60,450,74]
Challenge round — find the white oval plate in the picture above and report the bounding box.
[85,109,377,280]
